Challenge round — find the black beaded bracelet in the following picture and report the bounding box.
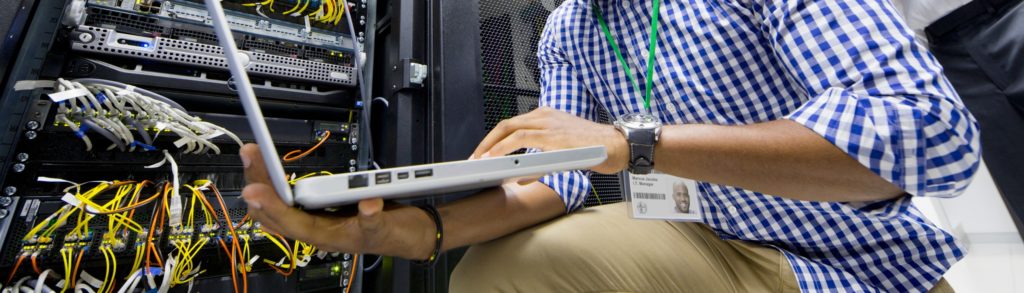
[412,204,443,267]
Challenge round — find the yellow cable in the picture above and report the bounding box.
[334,0,346,25]
[282,0,304,15]
[112,182,144,235]
[23,207,66,241]
[290,239,300,269]
[60,249,71,293]
[243,0,272,6]
[128,245,144,280]
[243,236,251,271]
[187,185,198,229]
[42,205,80,238]
[108,247,117,293]
[260,231,292,258]
[318,0,333,22]
[99,246,111,293]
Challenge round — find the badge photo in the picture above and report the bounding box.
[624,172,702,222]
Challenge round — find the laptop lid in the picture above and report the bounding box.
[205,0,295,205]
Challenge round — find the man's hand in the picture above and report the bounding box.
[471,107,629,174]
[239,144,436,260]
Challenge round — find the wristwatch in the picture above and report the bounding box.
[613,113,662,174]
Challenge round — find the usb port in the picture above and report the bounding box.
[348,174,368,189]
[375,172,392,184]
[414,169,433,178]
[397,172,409,180]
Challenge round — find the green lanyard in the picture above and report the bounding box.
[591,0,662,111]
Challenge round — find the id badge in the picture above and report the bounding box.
[624,171,702,222]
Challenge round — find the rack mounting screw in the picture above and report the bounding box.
[0,209,8,219]
[78,32,93,43]
[0,197,11,207]
[16,153,28,162]
[351,144,358,151]
[24,131,37,140]
[25,120,39,130]
[348,167,356,172]
[3,186,16,196]
[12,163,25,173]
[349,159,357,165]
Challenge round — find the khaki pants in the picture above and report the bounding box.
[451,202,954,293]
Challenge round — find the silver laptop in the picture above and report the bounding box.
[203,0,606,208]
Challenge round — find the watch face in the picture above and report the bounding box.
[619,113,661,129]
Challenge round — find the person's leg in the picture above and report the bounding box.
[928,278,954,293]
[929,1,1024,233]
[449,202,799,293]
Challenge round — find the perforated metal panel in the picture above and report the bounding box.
[72,26,356,86]
[479,0,624,207]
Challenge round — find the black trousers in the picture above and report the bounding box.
[928,1,1024,237]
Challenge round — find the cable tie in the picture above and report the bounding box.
[73,123,91,138]
[95,92,107,104]
[13,80,56,91]
[60,193,100,214]
[47,88,91,102]
[132,141,157,152]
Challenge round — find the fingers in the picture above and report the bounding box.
[357,198,385,236]
[240,143,272,185]
[242,183,338,247]
[471,108,551,158]
[515,175,541,185]
[485,129,545,157]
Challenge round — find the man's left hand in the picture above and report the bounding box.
[471,107,628,174]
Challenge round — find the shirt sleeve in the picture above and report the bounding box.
[759,0,981,197]
[535,8,597,212]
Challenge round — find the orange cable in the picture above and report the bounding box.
[344,254,359,293]
[211,185,247,293]
[124,182,156,236]
[6,254,26,283]
[30,254,40,274]
[218,239,239,293]
[146,185,167,269]
[71,249,85,287]
[234,214,250,230]
[92,190,162,215]
[282,130,330,162]
[193,189,219,224]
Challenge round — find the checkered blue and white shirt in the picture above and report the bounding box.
[535,0,981,291]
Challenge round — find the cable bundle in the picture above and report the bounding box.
[50,78,243,154]
[243,0,349,26]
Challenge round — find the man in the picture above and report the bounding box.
[673,182,690,213]
[238,0,980,292]
[893,0,1024,235]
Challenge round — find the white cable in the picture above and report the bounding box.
[119,269,143,293]
[73,283,95,293]
[164,150,183,228]
[33,269,52,293]
[121,268,144,293]
[57,114,93,151]
[157,256,175,293]
[59,79,244,154]
[9,276,31,293]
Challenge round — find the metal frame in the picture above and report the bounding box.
[422,0,486,290]
[0,0,370,291]
[0,0,63,252]
[368,0,486,291]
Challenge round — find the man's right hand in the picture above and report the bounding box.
[238,143,437,260]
